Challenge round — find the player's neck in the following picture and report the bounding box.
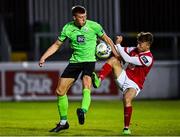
[74,22,86,29]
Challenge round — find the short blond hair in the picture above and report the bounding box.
[137,32,153,45]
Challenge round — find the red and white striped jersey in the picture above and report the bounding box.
[124,47,154,89]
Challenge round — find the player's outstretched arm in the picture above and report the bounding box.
[116,42,142,66]
[39,40,63,67]
[101,34,120,58]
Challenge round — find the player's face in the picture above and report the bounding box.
[137,41,150,52]
[73,13,87,27]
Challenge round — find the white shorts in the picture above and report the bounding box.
[115,70,141,96]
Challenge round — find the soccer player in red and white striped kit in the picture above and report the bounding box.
[92,32,154,135]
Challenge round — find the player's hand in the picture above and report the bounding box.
[39,59,45,67]
[115,36,123,44]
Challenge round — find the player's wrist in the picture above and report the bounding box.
[116,44,122,47]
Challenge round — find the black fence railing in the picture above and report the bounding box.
[34,32,180,61]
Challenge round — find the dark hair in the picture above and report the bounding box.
[137,32,153,45]
[72,5,86,16]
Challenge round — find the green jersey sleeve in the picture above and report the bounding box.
[93,22,104,37]
[58,24,68,42]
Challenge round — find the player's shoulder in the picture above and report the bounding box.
[141,50,153,58]
[125,47,136,53]
[86,20,101,27]
[62,21,74,30]
[139,51,153,66]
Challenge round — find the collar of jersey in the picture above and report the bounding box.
[73,21,87,30]
[139,50,151,55]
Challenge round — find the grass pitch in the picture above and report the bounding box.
[0,100,180,136]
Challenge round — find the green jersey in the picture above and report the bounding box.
[58,20,104,63]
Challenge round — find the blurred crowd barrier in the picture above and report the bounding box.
[0,61,179,101]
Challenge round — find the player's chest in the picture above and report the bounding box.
[127,51,140,70]
[129,51,139,57]
[68,27,95,43]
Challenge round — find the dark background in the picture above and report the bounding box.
[0,0,180,60]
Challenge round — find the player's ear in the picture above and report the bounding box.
[146,43,151,48]
[73,16,76,20]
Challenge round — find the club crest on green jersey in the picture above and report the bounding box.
[83,26,88,32]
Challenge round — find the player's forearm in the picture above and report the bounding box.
[101,34,119,57]
[40,40,61,60]
[116,44,131,62]
[108,39,120,57]
[116,44,142,65]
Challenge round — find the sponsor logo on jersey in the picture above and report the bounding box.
[77,35,85,43]
[141,56,149,64]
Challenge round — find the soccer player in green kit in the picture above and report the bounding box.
[39,5,117,132]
